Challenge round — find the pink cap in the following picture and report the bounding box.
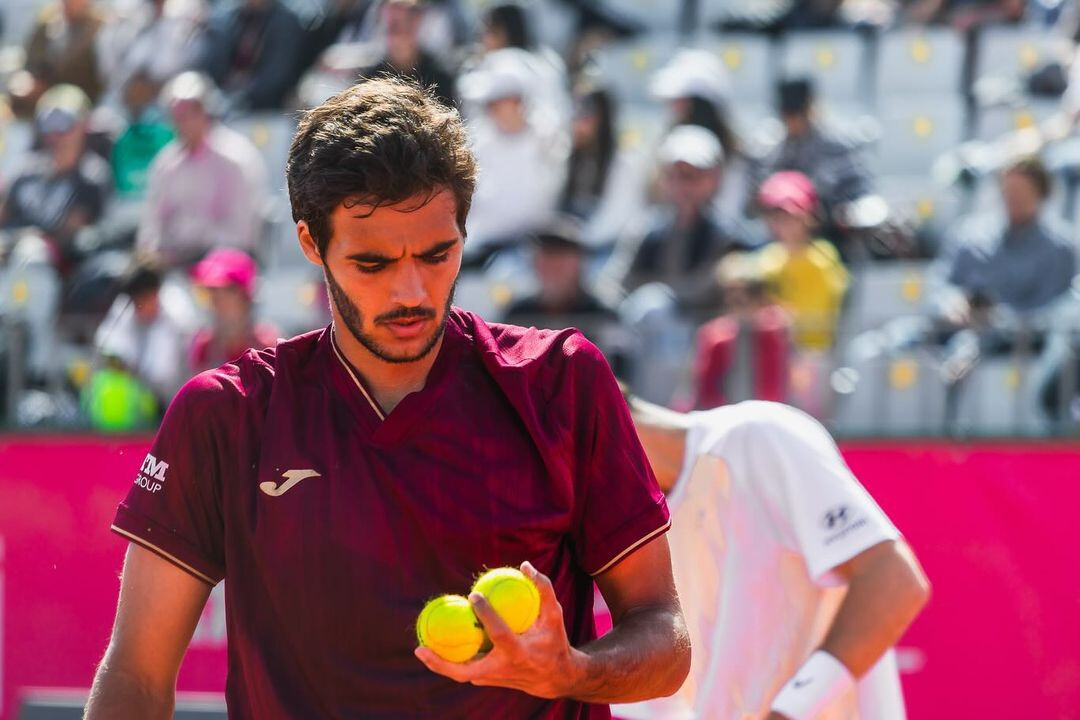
[191,248,257,298]
[758,171,818,215]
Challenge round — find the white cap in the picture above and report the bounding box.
[650,48,731,108]
[658,125,724,169]
[459,48,530,104]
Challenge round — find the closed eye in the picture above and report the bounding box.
[420,252,450,265]
[355,261,388,274]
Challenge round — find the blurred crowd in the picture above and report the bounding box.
[1,0,1079,435]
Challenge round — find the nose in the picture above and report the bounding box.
[390,259,426,307]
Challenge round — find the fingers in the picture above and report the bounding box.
[469,591,516,647]
[521,561,562,624]
[414,647,475,683]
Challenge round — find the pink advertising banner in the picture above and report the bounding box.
[1,437,1077,718]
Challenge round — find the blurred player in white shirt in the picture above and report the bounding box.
[616,396,930,720]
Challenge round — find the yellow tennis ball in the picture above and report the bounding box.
[471,567,541,634]
[416,594,484,663]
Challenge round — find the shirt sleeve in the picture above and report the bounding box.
[567,335,670,576]
[110,370,233,585]
[737,403,900,583]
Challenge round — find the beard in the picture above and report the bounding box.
[324,267,456,365]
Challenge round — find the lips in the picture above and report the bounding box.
[383,317,431,339]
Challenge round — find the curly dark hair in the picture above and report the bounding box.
[286,77,477,258]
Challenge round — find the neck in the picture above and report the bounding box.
[332,322,441,414]
[632,403,690,494]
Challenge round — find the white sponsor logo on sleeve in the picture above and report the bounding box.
[134,453,170,493]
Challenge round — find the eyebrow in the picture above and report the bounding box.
[345,239,459,264]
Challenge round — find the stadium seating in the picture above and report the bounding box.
[841,260,932,336]
[831,349,948,436]
[876,174,964,234]
[973,97,1060,142]
[974,24,1055,86]
[875,95,966,176]
[876,28,966,98]
[589,0,687,33]
[953,356,1046,436]
[778,30,870,110]
[0,250,61,380]
[254,265,328,338]
[223,113,299,194]
[693,32,775,107]
[590,35,683,105]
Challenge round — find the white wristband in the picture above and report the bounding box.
[770,650,856,720]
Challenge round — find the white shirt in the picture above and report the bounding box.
[465,117,567,248]
[616,402,905,720]
[94,285,197,400]
[137,125,267,265]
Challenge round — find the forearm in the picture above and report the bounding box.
[565,604,690,704]
[84,654,174,720]
[819,543,930,677]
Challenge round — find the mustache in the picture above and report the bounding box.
[375,306,437,324]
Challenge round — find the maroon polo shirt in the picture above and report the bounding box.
[111,308,670,719]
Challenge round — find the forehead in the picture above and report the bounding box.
[327,191,460,252]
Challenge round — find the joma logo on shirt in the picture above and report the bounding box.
[134,453,169,493]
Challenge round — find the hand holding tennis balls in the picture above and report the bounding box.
[415,561,585,699]
[415,566,541,663]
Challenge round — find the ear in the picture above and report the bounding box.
[297,221,324,268]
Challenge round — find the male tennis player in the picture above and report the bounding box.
[85,79,689,718]
[617,396,930,720]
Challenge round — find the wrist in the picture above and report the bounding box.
[770,650,855,720]
[555,646,591,698]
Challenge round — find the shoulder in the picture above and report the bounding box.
[453,307,603,368]
[694,401,837,457]
[175,329,320,419]
[1040,218,1077,255]
[209,126,260,168]
[809,238,843,264]
[450,308,611,397]
[148,139,184,171]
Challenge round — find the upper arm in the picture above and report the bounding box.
[104,543,213,691]
[594,535,679,624]
[830,538,929,594]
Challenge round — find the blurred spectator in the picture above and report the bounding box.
[359,0,456,107]
[650,48,749,216]
[93,261,196,404]
[503,216,618,327]
[10,0,105,115]
[753,78,872,220]
[96,0,206,107]
[199,0,304,111]
[904,0,1025,28]
[137,72,267,268]
[474,3,569,126]
[614,125,760,316]
[756,171,849,351]
[461,49,567,253]
[560,84,615,221]
[188,248,278,373]
[933,157,1075,329]
[693,253,790,409]
[111,71,176,198]
[0,85,111,269]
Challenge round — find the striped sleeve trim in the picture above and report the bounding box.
[590,518,672,577]
[111,524,219,586]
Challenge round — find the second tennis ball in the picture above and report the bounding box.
[471,567,541,634]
